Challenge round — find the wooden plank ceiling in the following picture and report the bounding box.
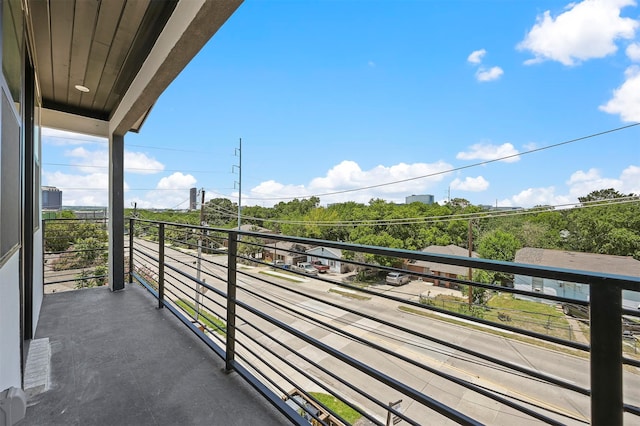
[28,0,178,124]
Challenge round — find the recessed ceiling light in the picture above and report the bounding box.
[75,84,90,93]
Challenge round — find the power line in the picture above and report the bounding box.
[43,134,216,155]
[125,143,215,154]
[170,197,190,209]
[242,123,640,201]
[223,196,639,227]
[42,162,227,174]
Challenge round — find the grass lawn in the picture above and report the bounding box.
[175,299,226,336]
[421,293,573,340]
[329,288,371,301]
[308,392,362,424]
[259,269,306,283]
[398,305,588,359]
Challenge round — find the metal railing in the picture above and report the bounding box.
[43,218,109,291]
[128,218,640,425]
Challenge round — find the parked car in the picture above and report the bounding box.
[386,272,410,286]
[310,260,329,273]
[293,262,319,276]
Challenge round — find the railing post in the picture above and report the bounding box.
[158,223,165,309]
[589,283,622,425]
[225,230,238,372]
[129,218,134,284]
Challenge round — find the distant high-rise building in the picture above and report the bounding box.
[42,186,62,210]
[406,194,434,205]
[189,187,197,210]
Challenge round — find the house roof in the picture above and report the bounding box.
[233,224,276,233]
[515,248,640,277]
[414,245,478,276]
[306,246,343,259]
[27,0,243,136]
[264,241,312,254]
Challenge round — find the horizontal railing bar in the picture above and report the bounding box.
[43,275,107,286]
[233,311,399,425]
[625,403,640,415]
[238,282,575,424]
[129,218,639,424]
[250,252,607,314]
[236,297,481,426]
[623,356,640,368]
[134,273,227,361]
[233,329,379,425]
[131,218,639,290]
[230,360,309,425]
[134,271,305,424]
[236,271,591,394]
[232,348,334,426]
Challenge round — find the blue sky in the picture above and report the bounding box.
[42,0,640,209]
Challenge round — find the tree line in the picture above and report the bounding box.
[124,188,639,262]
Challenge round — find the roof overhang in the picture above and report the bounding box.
[30,0,243,137]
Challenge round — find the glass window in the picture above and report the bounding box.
[2,0,23,112]
[1,90,21,259]
[33,87,41,230]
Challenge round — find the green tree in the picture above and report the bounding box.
[237,236,262,261]
[75,237,106,266]
[578,188,634,203]
[477,230,521,262]
[75,265,108,288]
[204,198,237,226]
[477,230,521,286]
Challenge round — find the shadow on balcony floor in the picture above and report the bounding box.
[22,284,289,426]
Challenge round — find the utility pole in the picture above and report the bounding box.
[233,138,242,233]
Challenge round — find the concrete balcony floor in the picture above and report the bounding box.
[22,284,289,425]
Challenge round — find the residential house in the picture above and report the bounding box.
[407,245,478,289]
[263,241,312,266]
[306,246,347,274]
[223,224,279,250]
[514,248,640,309]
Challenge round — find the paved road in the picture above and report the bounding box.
[132,238,640,425]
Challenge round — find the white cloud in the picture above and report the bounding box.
[124,152,165,174]
[620,165,640,193]
[127,173,198,209]
[42,127,107,146]
[43,171,130,207]
[467,49,487,64]
[450,176,489,192]
[627,42,640,61]
[599,65,640,122]
[157,172,197,190]
[500,165,639,207]
[247,160,453,206]
[475,66,504,82]
[518,0,639,66]
[64,147,165,174]
[566,167,624,197]
[500,187,572,208]
[456,142,520,163]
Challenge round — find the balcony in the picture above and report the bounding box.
[33,218,640,425]
[22,284,288,425]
